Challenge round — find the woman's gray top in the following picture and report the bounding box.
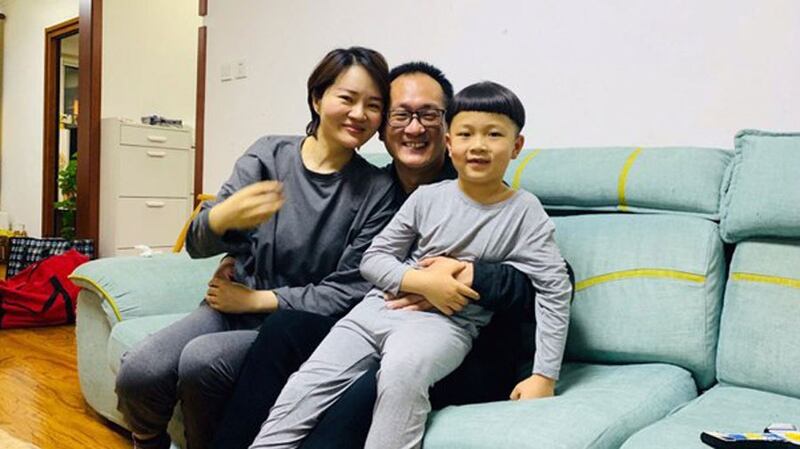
[187,135,398,317]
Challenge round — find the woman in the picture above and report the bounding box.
[114,47,396,449]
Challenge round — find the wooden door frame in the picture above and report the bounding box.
[41,18,79,237]
[75,0,102,242]
[195,0,207,203]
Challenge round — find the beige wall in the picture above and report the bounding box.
[102,0,200,124]
[203,0,800,194]
[0,0,78,235]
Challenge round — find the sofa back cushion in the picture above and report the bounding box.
[717,240,800,398]
[505,147,731,219]
[720,130,800,243]
[554,214,725,389]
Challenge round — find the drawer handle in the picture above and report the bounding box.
[147,135,168,143]
[145,201,166,208]
[146,150,167,158]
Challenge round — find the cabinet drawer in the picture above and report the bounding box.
[120,124,191,150]
[118,147,190,197]
[115,198,189,248]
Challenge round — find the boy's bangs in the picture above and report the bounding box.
[446,81,525,131]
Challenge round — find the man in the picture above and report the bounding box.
[210,62,563,449]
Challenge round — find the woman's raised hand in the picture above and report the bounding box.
[208,180,284,234]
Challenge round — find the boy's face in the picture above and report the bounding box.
[447,111,524,187]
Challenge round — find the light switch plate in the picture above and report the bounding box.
[235,59,247,79]
[221,63,233,81]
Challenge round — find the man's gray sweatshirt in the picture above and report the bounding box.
[360,180,572,379]
[186,135,398,317]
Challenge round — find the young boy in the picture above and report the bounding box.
[249,81,573,449]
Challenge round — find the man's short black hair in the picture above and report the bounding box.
[445,81,525,132]
[389,61,454,107]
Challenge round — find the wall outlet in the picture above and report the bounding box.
[235,59,247,79]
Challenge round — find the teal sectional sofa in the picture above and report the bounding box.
[71,129,800,448]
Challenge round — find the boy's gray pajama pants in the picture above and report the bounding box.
[249,295,473,449]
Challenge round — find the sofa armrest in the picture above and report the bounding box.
[70,252,223,324]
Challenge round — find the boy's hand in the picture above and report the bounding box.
[208,181,284,235]
[400,269,480,316]
[205,278,278,313]
[387,257,475,312]
[418,256,474,287]
[510,374,556,401]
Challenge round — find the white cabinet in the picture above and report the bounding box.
[99,118,194,257]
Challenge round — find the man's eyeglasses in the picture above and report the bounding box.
[387,108,445,128]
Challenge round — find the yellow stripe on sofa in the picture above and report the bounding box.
[69,274,124,322]
[617,147,643,212]
[511,149,541,190]
[576,268,706,292]
[731,272,800,289]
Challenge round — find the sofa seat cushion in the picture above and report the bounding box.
[107,313,189,374]
[621,384,800,449]
[423,362,697,449]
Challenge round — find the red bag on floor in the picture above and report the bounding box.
[0,249,89,329]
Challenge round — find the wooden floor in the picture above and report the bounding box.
[0,325,130,449]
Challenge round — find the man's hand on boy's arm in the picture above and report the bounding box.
[510,374,556,401]
[418,256,474,286]
[205,278,278,313]
[399,268,480,316]
[387,256,534,315]
[384,292,435,311]
[387,256,474,311]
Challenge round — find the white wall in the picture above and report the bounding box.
[102,0,200,124]
[203,0,800,194]
[0,0,78,235]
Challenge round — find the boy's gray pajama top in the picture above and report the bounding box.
[250,180,572,449]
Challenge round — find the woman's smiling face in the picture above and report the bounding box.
[313,65,384,151]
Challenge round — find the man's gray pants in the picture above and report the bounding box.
[115,303,262,449]
[249,295,473,449]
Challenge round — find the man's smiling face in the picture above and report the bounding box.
[382,73,447,173]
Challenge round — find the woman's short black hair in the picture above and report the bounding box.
[305,47,390,137]
[445,81,525,132]
[389,61,454,108]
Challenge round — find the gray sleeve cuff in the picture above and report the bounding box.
[185,209,229,257]
[186,209,251,258]
[532,357,561,381]
[385,264,414,296]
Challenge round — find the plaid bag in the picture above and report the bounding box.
[6,237,95,278]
